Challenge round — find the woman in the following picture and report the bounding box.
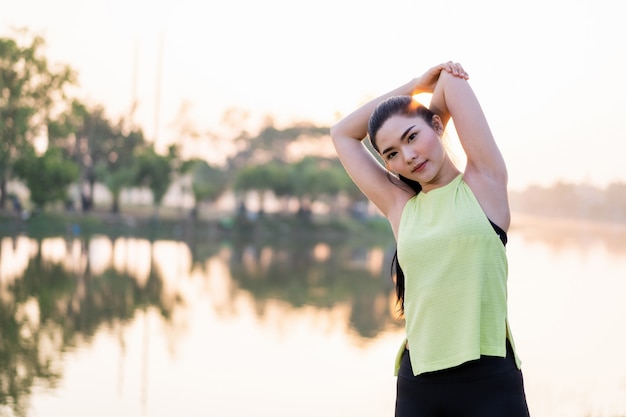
[330,62,530,416]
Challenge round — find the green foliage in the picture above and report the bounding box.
[231,155,366,215]
[0,29,76,207]
[134,146,173,208]
[13,147,79,209]
[189,159,228,205]
[233,164,272,193]
[47,99,147,211]
[290,156,363,202]
[96,165,136,213]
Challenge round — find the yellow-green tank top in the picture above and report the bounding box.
[394,174,521,376]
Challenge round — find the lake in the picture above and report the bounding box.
[1,216,625,417]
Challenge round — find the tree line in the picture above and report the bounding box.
[4,30,623,225]
[1,29,366,220]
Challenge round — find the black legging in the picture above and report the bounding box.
[395,341,530,417]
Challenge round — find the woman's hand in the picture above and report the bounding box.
[414,61,469,94]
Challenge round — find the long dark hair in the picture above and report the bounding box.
[366,96,436,315]
[391,175,421,315]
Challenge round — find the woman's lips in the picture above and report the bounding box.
[412,161,426,173]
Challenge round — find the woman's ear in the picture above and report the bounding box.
[431,115,444,135]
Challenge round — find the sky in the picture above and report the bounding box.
[2,0,625,191]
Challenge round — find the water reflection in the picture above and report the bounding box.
[229,239,398,339]
[0,220,624,417]
[0,235,185,417]
[0,232,399,417]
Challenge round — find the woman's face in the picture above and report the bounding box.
[376,114,446,187]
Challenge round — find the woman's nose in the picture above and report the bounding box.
[404,147,417,163]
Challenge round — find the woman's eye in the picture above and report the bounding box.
[387,152,397,160]
[408,132,417,142]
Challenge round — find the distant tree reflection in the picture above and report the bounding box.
[227,236,401,339]
[0,236,181,417]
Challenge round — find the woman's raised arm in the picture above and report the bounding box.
[429,66,510,229]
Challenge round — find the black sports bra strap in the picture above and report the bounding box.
[488,219,508,246]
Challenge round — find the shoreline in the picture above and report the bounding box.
[2,208,624,241]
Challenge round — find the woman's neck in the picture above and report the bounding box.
[420,162,461,194]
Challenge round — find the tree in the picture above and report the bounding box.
[134,146,173,216]
[264,163,294,211]
[13,147,79,210]
[96,166,135,214]
[288,156,365,217]
[0,30,76,209]
[48,100,147,212]
[186,159,229,218]
[94,126,147,213]
[232,164,273,215]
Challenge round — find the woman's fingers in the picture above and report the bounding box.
[443,61,469,79]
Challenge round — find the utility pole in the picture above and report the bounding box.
[154,31,165,146]
[130,37,139,124]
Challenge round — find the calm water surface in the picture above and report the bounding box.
[0,220,625,417]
